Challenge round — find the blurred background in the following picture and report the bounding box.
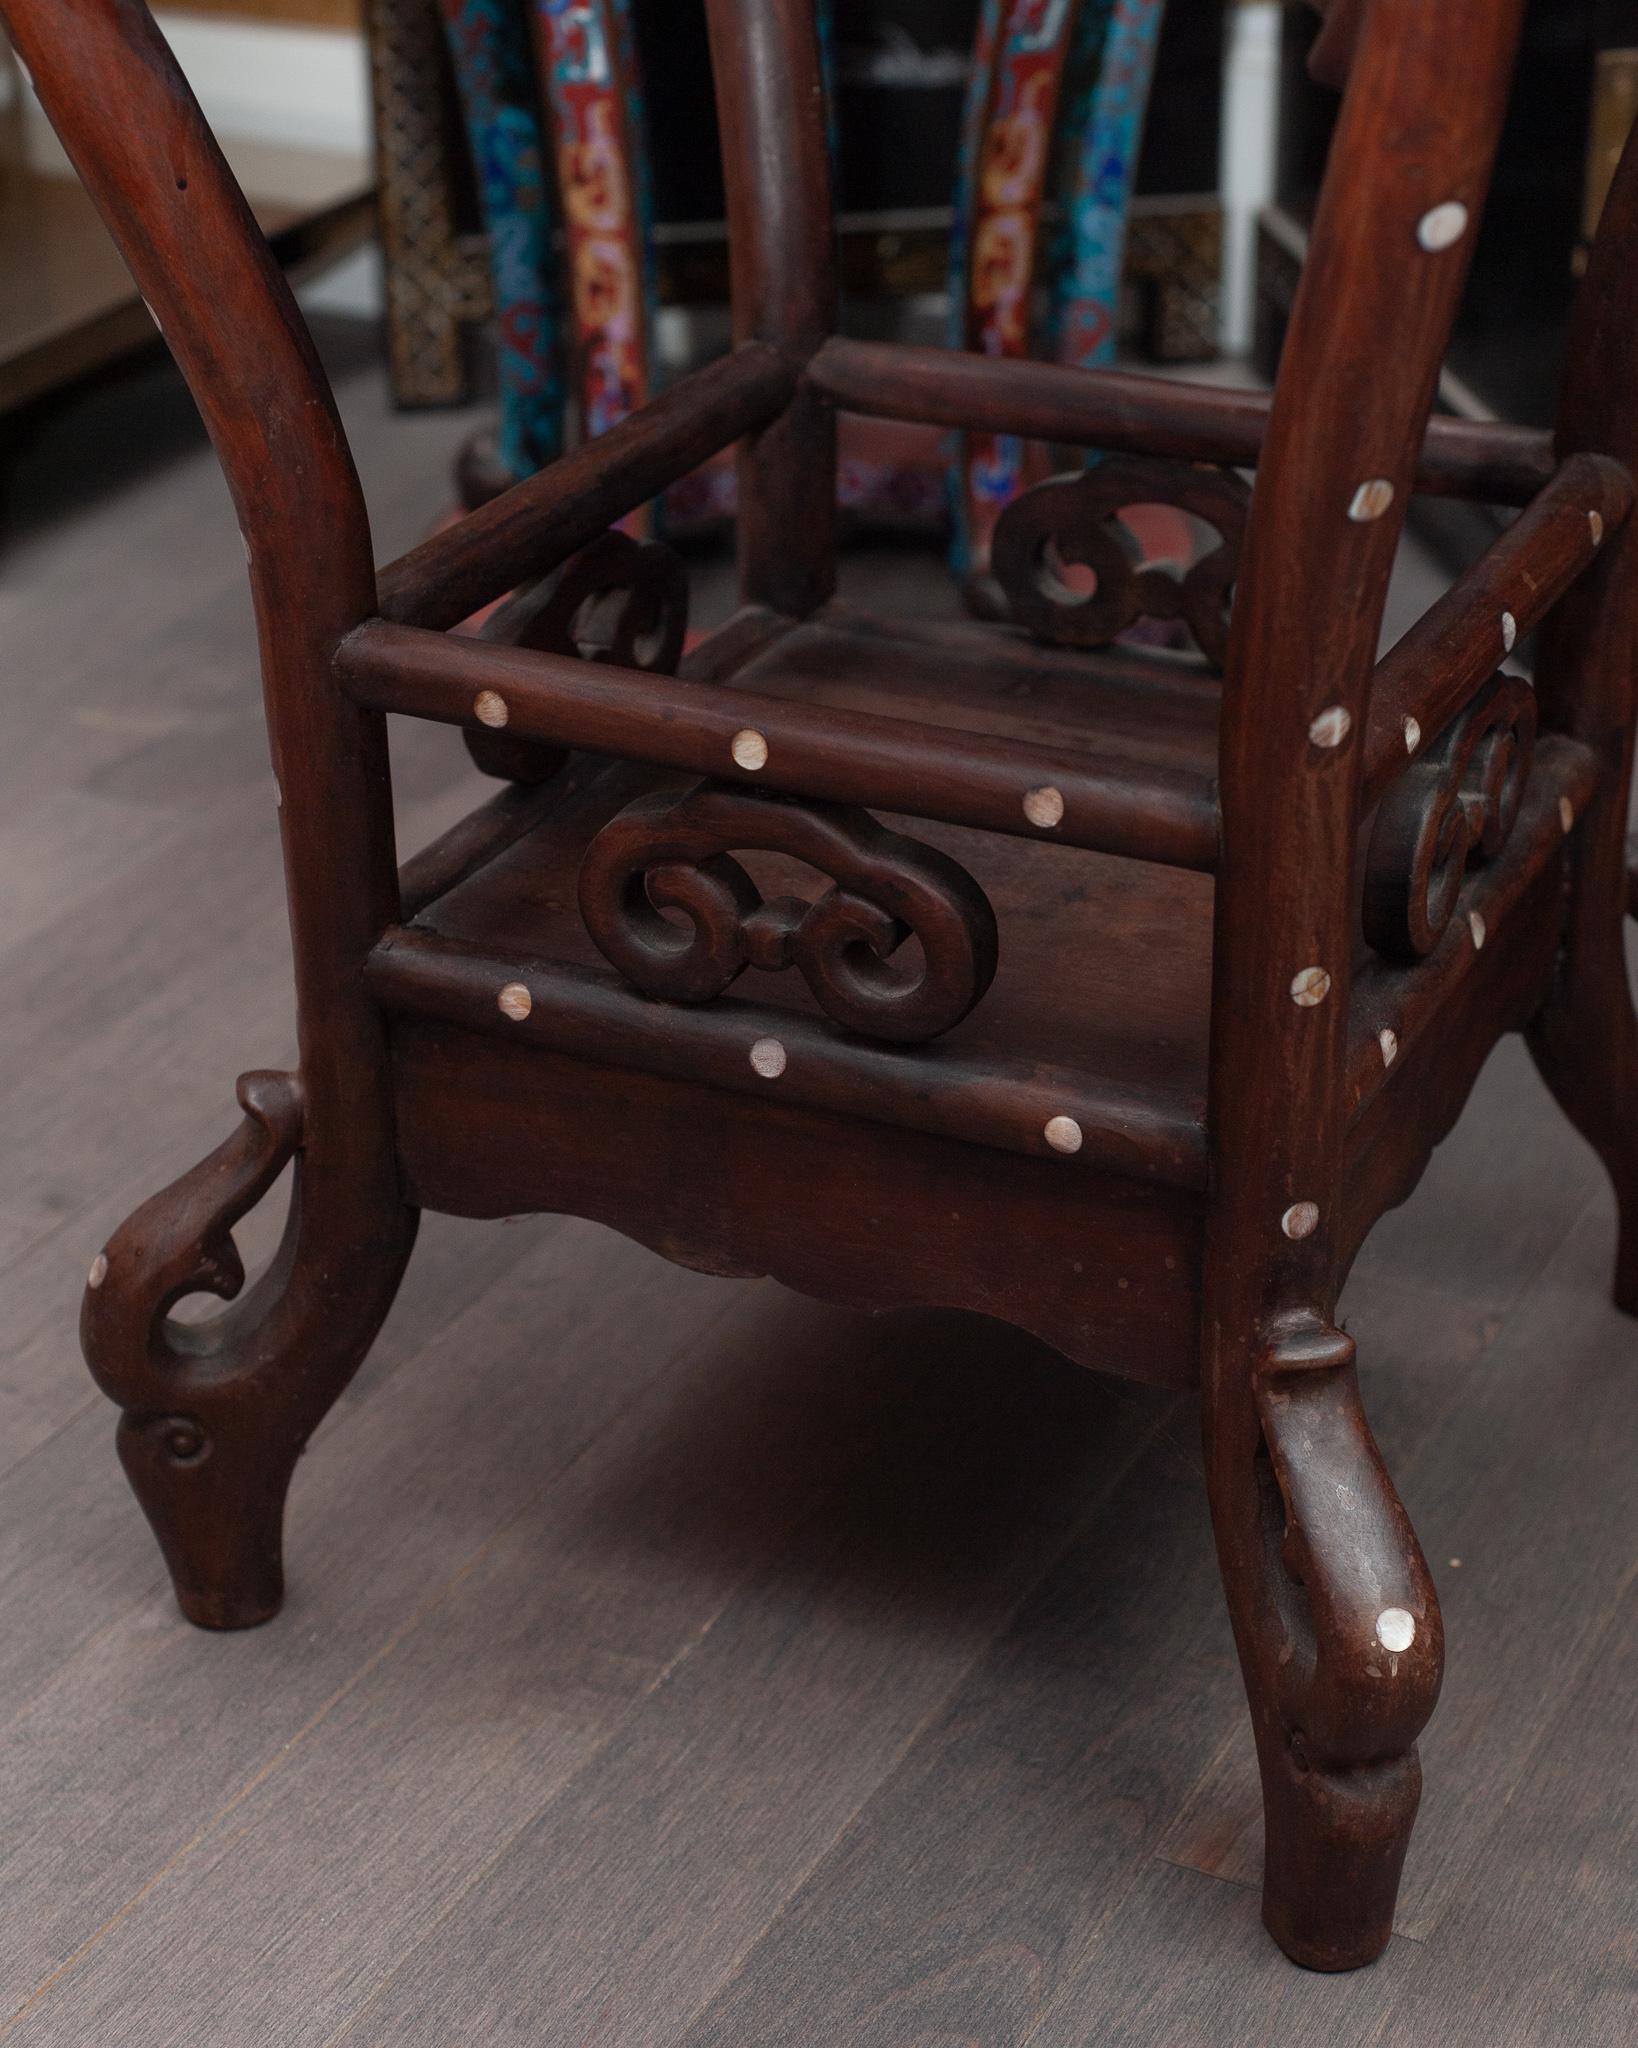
[3,10,1638,2045]
[5,0,1634,570]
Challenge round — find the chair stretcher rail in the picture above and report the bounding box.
[1346,735,1601,1121]
[375,343,797,632]
[337,621,1223,871]
[1363,454,1634,806]
[364,929,1211,1190]
[806,337,1557,508]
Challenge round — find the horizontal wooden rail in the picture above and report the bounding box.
[805,337,1557,508]
[1346,735,1601,1122]
[337,620,1222,871]
[1362,454,1634,806]
[365,929,1211,1190]
[397,781,563,921]
[375,342,797,632]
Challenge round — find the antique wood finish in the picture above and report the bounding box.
[376,341,796,631]
[1362,452,1634,809]
[992,457,1250,669]
[804,335,1558,507]
[1201,0,1525,1972]
[384,1023,1204,1394]
[704,0,838,619]
[337,619,1224,871]
[7,0,417,1629]
[17,0,1638,1982]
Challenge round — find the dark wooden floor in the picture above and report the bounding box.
[1,326,1634,2046]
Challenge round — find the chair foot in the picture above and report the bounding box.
[113,1409,302,1630]
[1205,1319,1444,1971]
[1259,1743,1423,1971]
[82,1071,417,1629]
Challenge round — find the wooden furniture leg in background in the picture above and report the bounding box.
[1528,121,1638,1313]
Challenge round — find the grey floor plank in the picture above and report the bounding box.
[0,1222,742,2019]
[329,1339,1177,2048]
[674,1261,1496,2048]
[1365,1575,1638,2048]
[1027,1859,1424,2048]
[4,1288,933,2047]
[676,1404,1229,2048]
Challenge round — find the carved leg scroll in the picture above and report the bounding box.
[1204,1319,1444,1970]
[81,1073,417,1629]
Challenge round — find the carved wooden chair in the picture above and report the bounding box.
[15,0,1638,1973]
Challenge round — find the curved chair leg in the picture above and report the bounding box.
[81,1071,418,1629]
[1204,1318,1444,1970]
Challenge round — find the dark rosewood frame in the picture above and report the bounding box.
[14,0,1638,1975]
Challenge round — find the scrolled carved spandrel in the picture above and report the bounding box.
[82,1068,305,1417]
[80,1069,417,1629]
[579,782,1000,1043]
[991,456,1250,669]
[1364,671,1537,961]
[1247,1319,1443,1850]
[467,528,689,783]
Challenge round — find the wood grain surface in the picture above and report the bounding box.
[0,323,1633,2043]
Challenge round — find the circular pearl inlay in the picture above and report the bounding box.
[1023,785,1065,830]
[1349,479,1395,523]
[1417,201,1470,252]
[1501,611,1517,654]
[1282,1201,1320,1241]
[731,728,769,772]
[1469,910,1487,950]
[1404,715,1422,755]
[497,982,532,1022]
[1379,1027,1399,1068]
[1308,705,1352,749]
[1044,1114,1083,1155]
[750,1036,786,1079]
[473,690,509,729]
[1376,1607,1416,1653]
[1290,967,1332,1008]
[1590,510,1606,547]
[88,1252,109,1290]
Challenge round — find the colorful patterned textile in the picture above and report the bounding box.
[535,0,655,456]
[435,0,564,482]
[1048,0,1166,372]
[947,0,1102,577]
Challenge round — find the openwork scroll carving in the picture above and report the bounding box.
[1239,1319,1444,1958]
[1363,672,1537,960]
[80,1069,417,1628]
[991,456,1250,668]
[579,782,999,1042]
[467,528,689,782]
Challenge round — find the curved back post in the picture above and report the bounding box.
[1207,0,1525,1336]
[5,0,403,1227]
[703,0,838,615]
[5,0,375,622]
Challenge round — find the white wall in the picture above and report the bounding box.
[4,13,367,154]
[1218,0,1283,357]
